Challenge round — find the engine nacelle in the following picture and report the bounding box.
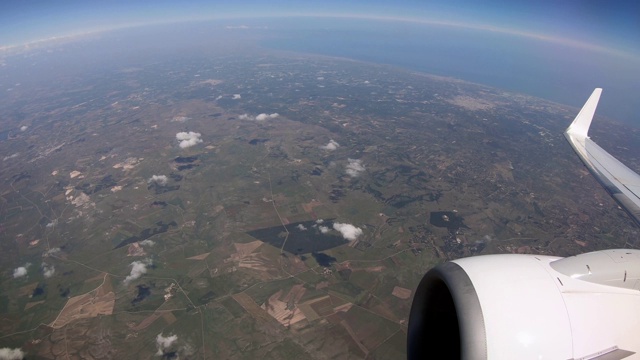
[408,250,640,359]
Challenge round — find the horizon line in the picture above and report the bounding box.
[1,13,637,60]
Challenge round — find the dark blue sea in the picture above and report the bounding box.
[260,18,640,125]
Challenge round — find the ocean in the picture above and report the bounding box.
[259,18,640,126]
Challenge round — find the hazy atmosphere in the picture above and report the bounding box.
[1,1,639,359]
[2,1,640,124]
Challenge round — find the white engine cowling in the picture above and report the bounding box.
[408,249,640,359]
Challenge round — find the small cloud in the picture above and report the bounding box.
[296,224,307,231]
[316,219,324,224]
[175,132,203,149]
[0,348,25,360]
[476,235,494,244]
[124,259,152,284]
[318,225,330,234]
[345,158,365,177]
[3,153,18,161]
[20,125,28,131]
[320,140,339,151]
[12,263,30,278]
[43,247,61,257]
[232,94,241,99]
[225,25,250,29]
[333,222,363,241]
[140,239,155,247]
[42,263,55,278]
[171,116,190,123]
[255,113,279,121]
[156,333,178,356]
[46,220,57,228]
[148,175,168,186]
[238,114,251,120]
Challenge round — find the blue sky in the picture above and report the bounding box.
[1,0,639,57]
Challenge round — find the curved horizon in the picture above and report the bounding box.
[0,2,640,57]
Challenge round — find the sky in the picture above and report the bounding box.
[1,0,638,55]
[1,0,639,124]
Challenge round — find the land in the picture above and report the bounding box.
[0,30,639,359]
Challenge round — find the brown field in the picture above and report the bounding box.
[363,266,384,272]
[233,240,263,257]
[24,300,45,310]
[333,303,353,313]
[340,319,369,356]
[17,282,38,297]
[187,252,211,260]
[131,312,163,331]
[262,290,307,327]
[302,296,353,320]
[230,240,273,273]
[309,296,335,318]
[285,254,308,273]
[493,161,515,182]
[391,286,412,300]
[162,311,177,325]
[297,303,320,322]
[261,284,308,327]
[237,254,270,272]
[301,199,323,214]
[232,292,281,328]
[50,274,115,329]
[127,242,146,256]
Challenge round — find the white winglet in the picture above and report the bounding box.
[564,88,640,226]
[565,88,602,138]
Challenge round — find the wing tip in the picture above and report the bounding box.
[565,88,603,138]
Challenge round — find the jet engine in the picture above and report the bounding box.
[407,250,640,359]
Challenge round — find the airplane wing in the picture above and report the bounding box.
[564,88,640,226]
[409,89,640,359]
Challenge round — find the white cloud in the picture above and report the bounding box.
[238,113,280,121]
[3,153,18,161]
[316,219,324,224]
[20,125,28,131]
[140,239,155,247]
[42,263,55,278]
[46,220,57,228]
[175,132,203,148]
[12,263,30,278]
[124,259,152,284]
[318,226,330,234]
[225,25,268,30]
[171,116,190,123]
[345,158,365,177]
[255,113,279,121]
[148,175,168,186]
[0,348,25,360]
[232,94,241,99]
[296,224,307,231]
[156,333,178,356]
[320,140,339,151]
[43,247,61,257]
[333,223,363,241]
